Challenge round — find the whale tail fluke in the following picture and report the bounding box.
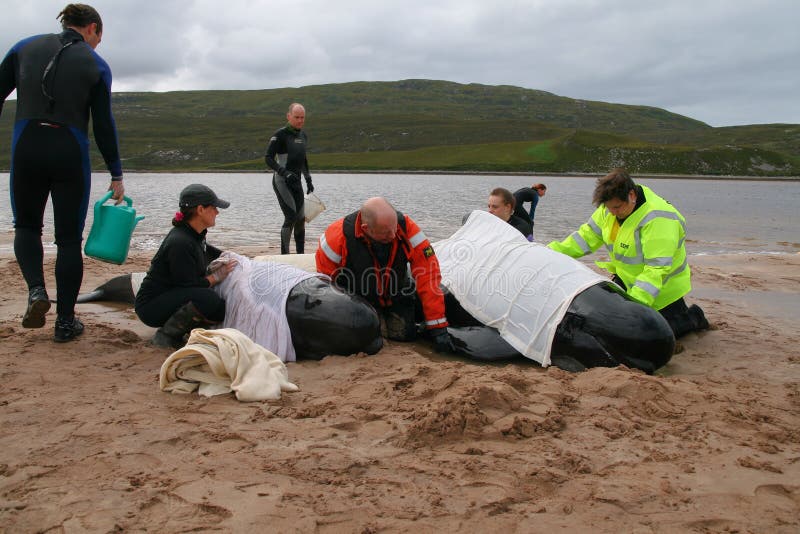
[75,274,137,305]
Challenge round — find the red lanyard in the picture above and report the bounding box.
[365,238,400,307]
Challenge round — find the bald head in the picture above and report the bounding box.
[286,103,306,130]
[360,197,398,243]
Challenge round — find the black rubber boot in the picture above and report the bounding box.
[664,312,697,340]
[151,302,212,349]
[689,304,710,330]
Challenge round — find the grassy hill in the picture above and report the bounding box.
[1,79,798,175]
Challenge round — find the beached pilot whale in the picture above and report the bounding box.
[77,268,382,361]
[442,283,674,373]
[435,211,675,374]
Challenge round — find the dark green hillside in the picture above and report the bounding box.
[269,130,796,176]
[1,79,797,175]
[675,124,800,158]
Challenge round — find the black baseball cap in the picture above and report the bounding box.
[179,184,230,209]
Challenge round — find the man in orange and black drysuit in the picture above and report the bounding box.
[316,196,455,352]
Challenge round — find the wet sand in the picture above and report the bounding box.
[1,241,799,532]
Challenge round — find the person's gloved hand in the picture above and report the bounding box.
[429,327,456,353]
[306,177,314,194]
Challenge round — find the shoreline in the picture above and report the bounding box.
[2,167,793,181]
[64,169,800,181]
[1,233,797,257]
[1,229,798,257]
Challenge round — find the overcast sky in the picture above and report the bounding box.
[2,0,798,127]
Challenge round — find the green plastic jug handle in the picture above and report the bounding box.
[96,190,133,208]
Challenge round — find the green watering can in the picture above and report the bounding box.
[84,191,145,265]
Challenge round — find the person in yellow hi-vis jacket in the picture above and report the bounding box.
[548,168,709,339]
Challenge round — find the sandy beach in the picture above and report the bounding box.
[1,240,798,532]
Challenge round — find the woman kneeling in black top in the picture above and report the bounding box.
[135,184,237,348]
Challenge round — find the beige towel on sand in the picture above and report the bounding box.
[159,328,299,401]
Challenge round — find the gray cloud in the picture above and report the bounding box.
[2,0,798,126]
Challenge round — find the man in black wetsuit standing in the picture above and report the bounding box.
[0,4,125,342]
[265,103,315,254]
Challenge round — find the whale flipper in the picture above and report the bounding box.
[449,325,589,373]
[449,326,521,362]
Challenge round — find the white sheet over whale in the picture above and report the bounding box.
[212,252,318,362]
[434,210,605,366]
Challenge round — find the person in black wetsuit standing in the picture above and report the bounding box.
[265,103,315,254]
[513,183,546,239]
[0,4,125,342]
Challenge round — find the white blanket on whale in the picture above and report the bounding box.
[434,210,605,366]
[212,252,318,362]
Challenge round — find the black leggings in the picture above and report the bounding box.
[11,121,90,317]
[272,173,305,254]
[135,287,226,327]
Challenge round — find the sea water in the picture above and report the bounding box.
[0,173,798,255]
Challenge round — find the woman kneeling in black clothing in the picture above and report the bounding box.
[135,184,237,348]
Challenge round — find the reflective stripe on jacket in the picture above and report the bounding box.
[548,185,691,310]
[316,210,448,329]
